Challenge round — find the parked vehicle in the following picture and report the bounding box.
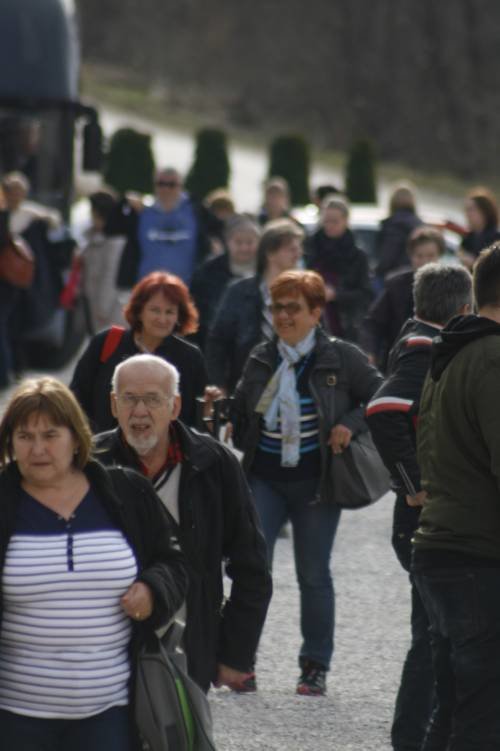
[0,0,102,368]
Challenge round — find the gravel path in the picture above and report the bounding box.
[210,493,407,751]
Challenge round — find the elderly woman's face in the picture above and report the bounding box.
[12,412,78,487]
[322,208,348,238]
[271,292,322,346]
[139,291,179,341]
[227,229,259,266]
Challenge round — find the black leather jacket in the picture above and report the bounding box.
[205,275,265,392]
[94,420,272,691]
[232,327,383,502]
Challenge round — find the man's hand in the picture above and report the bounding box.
[223,421,233,442]
[125,191,145,213]
[203,385,224,417]
[406,490,427,507]
[214,663,254,690]
[328,424,353,454]
[121,581,154,621]
[325,284,337,302]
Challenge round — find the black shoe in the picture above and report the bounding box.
[296,660,327,696]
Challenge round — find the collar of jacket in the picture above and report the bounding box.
[96,420,224,475]
[249,326,343,371]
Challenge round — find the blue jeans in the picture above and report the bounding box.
[391,496,434,750]
[414,566,500,750]
[0,705,132,751]
[249,474,341,669]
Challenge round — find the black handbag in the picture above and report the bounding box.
[135,621,217,751]
[330,429,391,509]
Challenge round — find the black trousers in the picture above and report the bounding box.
[414,566,500,751]
[391,495,434,751]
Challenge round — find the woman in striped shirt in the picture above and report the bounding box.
[0,377,187,750]
[232,270,382,698]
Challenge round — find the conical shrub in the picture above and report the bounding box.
[345,139,377,203]
[268,134,310,205]
[185,128,230,202]
[104,127,155,194]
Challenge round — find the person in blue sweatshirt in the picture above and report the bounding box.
[110,168,211,289]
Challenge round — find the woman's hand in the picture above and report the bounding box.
[121,581,154,621]
[328,424,353,454]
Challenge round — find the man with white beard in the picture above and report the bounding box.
[94,354,271,694]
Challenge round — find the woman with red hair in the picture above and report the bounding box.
[232,269,381,696]
[70,271,207,431]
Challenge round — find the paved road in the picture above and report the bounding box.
[210,492,405,751]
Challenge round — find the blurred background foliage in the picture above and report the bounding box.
[77,0,500,181]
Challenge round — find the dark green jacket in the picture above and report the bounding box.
[414,315,500,560]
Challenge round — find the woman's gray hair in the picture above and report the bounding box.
[224,214,261,241]
[413,263,472,325]
[111,354,180,396]
[320,195,350,217]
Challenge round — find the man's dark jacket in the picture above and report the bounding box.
[94,420,272,691]
[70,329,207,432]
[206,275,265,392]
[366,318,438,498]
[413,315,500,563]
[0,460,188,654]
[360,268,414,371]
[190,252,235,351]
[375,209,422,278]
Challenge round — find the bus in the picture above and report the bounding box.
[0,0,102,367]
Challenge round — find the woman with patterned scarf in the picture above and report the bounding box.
[232,269,382,696]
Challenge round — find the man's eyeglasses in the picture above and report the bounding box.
[116,393,171,409]
[155,180,181,188]
[269,301,304,316]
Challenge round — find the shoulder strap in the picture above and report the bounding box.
[100,325,125,363]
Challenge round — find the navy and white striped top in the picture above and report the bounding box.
[0,488,138,719]
[252,353,322,482]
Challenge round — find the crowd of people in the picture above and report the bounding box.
[1,165,500,749]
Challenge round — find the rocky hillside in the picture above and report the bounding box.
[77,0,500,179]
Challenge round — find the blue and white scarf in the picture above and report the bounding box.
[255,328,317,467]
